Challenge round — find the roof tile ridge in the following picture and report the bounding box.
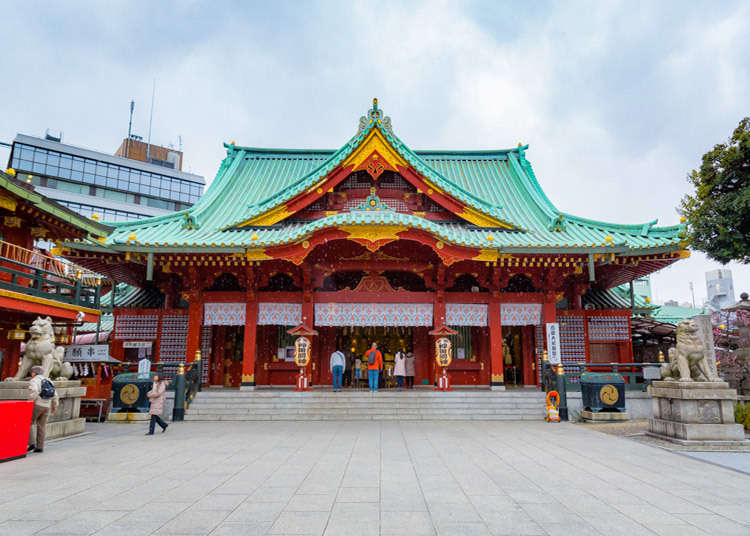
[187,148,247,220]
[221,144,336,155]
[506,149,560,222]
[224,128,373,228]
[384,129,506,214]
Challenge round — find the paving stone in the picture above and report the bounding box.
[208,521,273,535]
[336,487,380,503]
[152,508,229,534]
[248,486,298,503]
[224,501,286,523]
[191,493,247,511]
[285,493,336,512]
[678,513,750,535]
[269,511,329,535]
[2,421,749,536]
[381,511,435,535]
[36,510,128,535]
[646,524,710,536]
[429,502,482,525]
[0,519,55,536]
[435,522,491,536]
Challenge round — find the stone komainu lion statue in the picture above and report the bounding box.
[5,316,73,381]
[660,318,720,382]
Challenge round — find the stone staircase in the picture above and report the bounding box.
[184,388,546,421]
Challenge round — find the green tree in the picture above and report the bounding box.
[680,117,750,264]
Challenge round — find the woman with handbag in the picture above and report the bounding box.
[145,375,169,435]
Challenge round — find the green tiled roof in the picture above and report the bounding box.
[1,170,110,238]
[583,285,655,312]
[101,102,684,253]
[651,304,707,324]
[79,314,114,334]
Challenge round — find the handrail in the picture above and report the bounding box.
[0,255,101,308]
[0,240,99,286]
[557,361,662,392]
[172,352,203,421]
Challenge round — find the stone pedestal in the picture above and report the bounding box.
[0,380,86,440]
[648,380,746,445]
[581,410,629,422]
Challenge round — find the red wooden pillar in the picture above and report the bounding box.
[241,296,258,390]
[413,327,429,386]
[185,294,202,364]
[488,294,504,390]
[521,325,536,385]
[301,267,314,385]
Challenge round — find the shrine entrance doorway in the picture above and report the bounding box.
[208,325,244,387]
[333,326,416,388]
[501,325,536,387]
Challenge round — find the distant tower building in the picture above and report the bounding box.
[706,269,735,310]
[631,277,652,302]
[7,133,204,223]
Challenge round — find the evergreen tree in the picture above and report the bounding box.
[680,117,750,264]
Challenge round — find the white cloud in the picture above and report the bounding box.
[0,0,747,303]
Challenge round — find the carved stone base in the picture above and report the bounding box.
[647,380,746,444]
[0,380,86,441]
[581,410,629,422]
[107,412,150,423]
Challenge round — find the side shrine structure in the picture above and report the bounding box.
[59,100,688,389]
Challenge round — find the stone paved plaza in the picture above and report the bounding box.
[1,421,749,536]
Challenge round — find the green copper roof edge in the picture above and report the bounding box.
[561,212,682,234]
[1,171,111,237]
[222,144,522,158]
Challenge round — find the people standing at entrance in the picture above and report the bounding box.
[394,348,406,390]
[366,342,383,392]
[146,375,169,435]
[330,349,346,392]
[405,351,415,388]
[353,355,362,389]
[27,365,58,453]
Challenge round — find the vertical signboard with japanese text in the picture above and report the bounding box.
[545,323,561,365]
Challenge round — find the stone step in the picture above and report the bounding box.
[188,407,541,415]
[184,413,542,421]
[184,389,546,421]
[189,400,544,407]
[195,391,544,398]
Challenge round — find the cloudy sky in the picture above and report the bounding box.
[1,1,748,305]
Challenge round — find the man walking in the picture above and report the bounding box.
[365,342,383,393]
[27,365,58,453]
[330,348,346,392]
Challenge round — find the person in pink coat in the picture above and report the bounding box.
[145,375,169,435]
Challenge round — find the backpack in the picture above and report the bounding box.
[39,378,56,399]
[367,349,377,365]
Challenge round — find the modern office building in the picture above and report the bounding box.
[6,133,204,223]
[706,268,735,310]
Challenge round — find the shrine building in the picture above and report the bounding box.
[59,100,688,389]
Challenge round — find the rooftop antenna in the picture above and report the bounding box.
[689,281,696,308]
[146,79,156,162]
[178,135,182,152]
[126,100,135,158]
